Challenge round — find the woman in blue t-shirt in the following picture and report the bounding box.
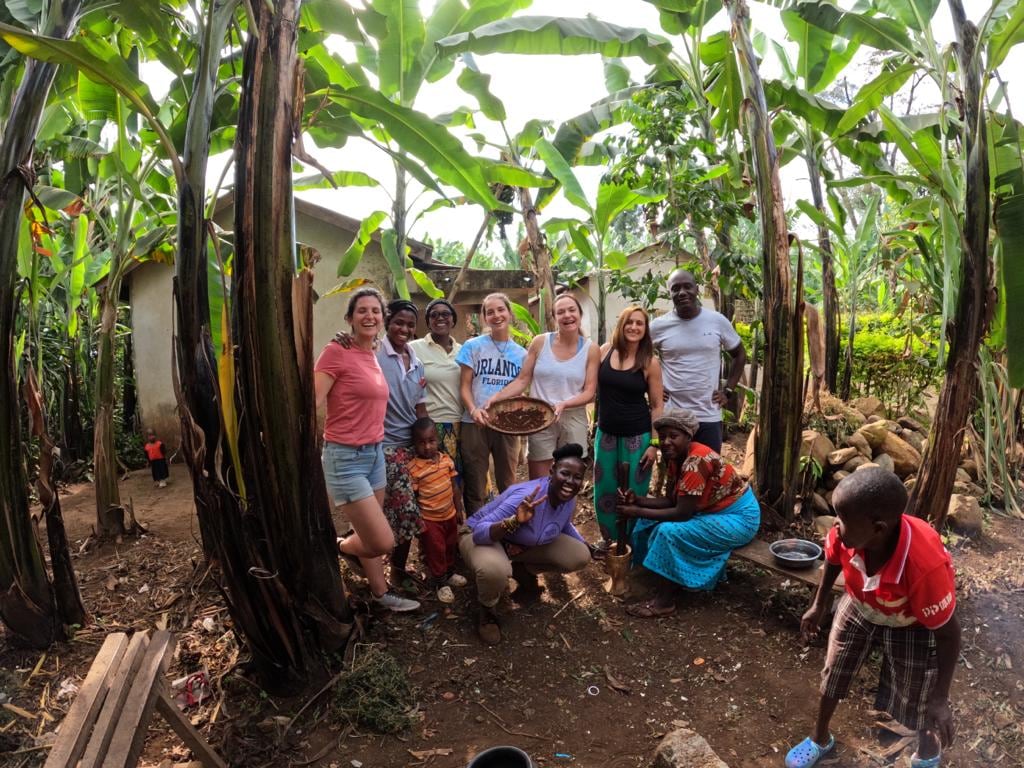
[456,293,528,515]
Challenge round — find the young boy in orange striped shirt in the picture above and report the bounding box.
[409,417,466,603]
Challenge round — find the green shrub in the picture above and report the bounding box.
[840,313,941,414]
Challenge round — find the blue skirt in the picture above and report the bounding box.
[632,486,760,591]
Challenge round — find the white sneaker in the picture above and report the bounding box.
[158,481,167,488]
[436,586,455,604]
[446,573,468,588]
[372,592,420,612]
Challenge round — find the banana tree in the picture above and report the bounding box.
[768,3,869,393]
[533,140,663,343]
[724,0,806,520]
[797,193,882,401]
[6,2,357,688]
[795,0,1024,525]
[0,0,85,647]
[297,0,536,298]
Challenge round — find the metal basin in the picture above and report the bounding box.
[769,538,823,570]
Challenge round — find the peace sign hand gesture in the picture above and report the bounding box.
[515,485,544,525]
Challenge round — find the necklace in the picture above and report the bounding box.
[490,334,510,358]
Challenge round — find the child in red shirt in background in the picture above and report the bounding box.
[408,417,466,603]
[144,429,169,488]
[786,468,961,768]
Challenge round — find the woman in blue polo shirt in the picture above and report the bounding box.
[376,299,429,589]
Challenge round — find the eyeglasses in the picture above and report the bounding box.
[428,311,453,319]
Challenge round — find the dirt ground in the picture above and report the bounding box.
[2,444,1022,768]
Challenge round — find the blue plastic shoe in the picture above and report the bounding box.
[910,751,941,768]
[785,735,835,768]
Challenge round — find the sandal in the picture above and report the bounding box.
[910,751,941,768]
[785,735,835,768]
[625,600,675,618]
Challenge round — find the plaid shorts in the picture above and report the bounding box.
[821,595,938,730]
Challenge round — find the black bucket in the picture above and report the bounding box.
[467,745,533,767]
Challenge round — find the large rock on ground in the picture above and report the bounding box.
[873,453,896,474]
[858,421,890,451]
[902,429,925,454]
[843,431,873,458]
[814,515,837,536]
[955,468,972,484]
[960,459,979,481]
[853,396,886,419]
[651,728,729,768]
[842,455,870,473]
[801,429,836,469]
[825,470,850,489]
[878,431,922,477]
[828,447,861,468]
[947,494,984,537]
[898,416,925,432]
[811,493,831,515]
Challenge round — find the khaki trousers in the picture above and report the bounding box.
[460,423,521,515]
[459,532,591,608]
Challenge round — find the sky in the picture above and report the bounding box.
[186,0,1024,256]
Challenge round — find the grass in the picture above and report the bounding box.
[332,644,416,734]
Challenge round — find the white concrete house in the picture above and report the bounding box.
[125,195,533,447]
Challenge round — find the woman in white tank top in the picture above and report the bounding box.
[482,293,600,478]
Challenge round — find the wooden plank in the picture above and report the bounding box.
[155,690,227,768]
[732,539,845,592]
[100,631,174,768]
[44,632,130,768]
[79,632,150,768]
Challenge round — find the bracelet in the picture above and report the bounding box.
[649,437,660,447]
[500,515,521,534]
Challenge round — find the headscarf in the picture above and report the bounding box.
[653,408,699,438]
[424,297,457,323]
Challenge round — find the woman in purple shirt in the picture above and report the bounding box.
[460,443,591,645]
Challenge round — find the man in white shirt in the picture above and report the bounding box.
[649,269,747,453]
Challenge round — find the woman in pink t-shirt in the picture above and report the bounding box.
[314,287,419,612]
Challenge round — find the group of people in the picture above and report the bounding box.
[313,269,753,626]
[313,270,960,768]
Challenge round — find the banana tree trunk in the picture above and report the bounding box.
[839,292,856,401]
[908,0,991,528]
[93,281,124,536]
[121,311,137,434]
[229,0,350,692]
[727,0,805,520]
[174,0,243,560]
[0,0,83,648]
[804,131,841,393]
[518,186,556,331]
[24,367,88,628]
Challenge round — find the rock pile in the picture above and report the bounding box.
[747,397,990,535]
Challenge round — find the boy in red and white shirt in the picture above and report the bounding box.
[786,468,961,768]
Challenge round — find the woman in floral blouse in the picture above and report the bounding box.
[616,408,760,617]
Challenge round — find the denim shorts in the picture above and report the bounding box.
[321,441,386,505]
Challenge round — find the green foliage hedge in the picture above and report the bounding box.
[735,313,941,414]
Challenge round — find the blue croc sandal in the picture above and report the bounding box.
[910,751,941,768]
[785,735,835,768]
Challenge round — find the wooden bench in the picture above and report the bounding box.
[45,630,225,768]
[731,539,845,593]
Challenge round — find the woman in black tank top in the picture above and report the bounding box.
[592,306,664,553]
